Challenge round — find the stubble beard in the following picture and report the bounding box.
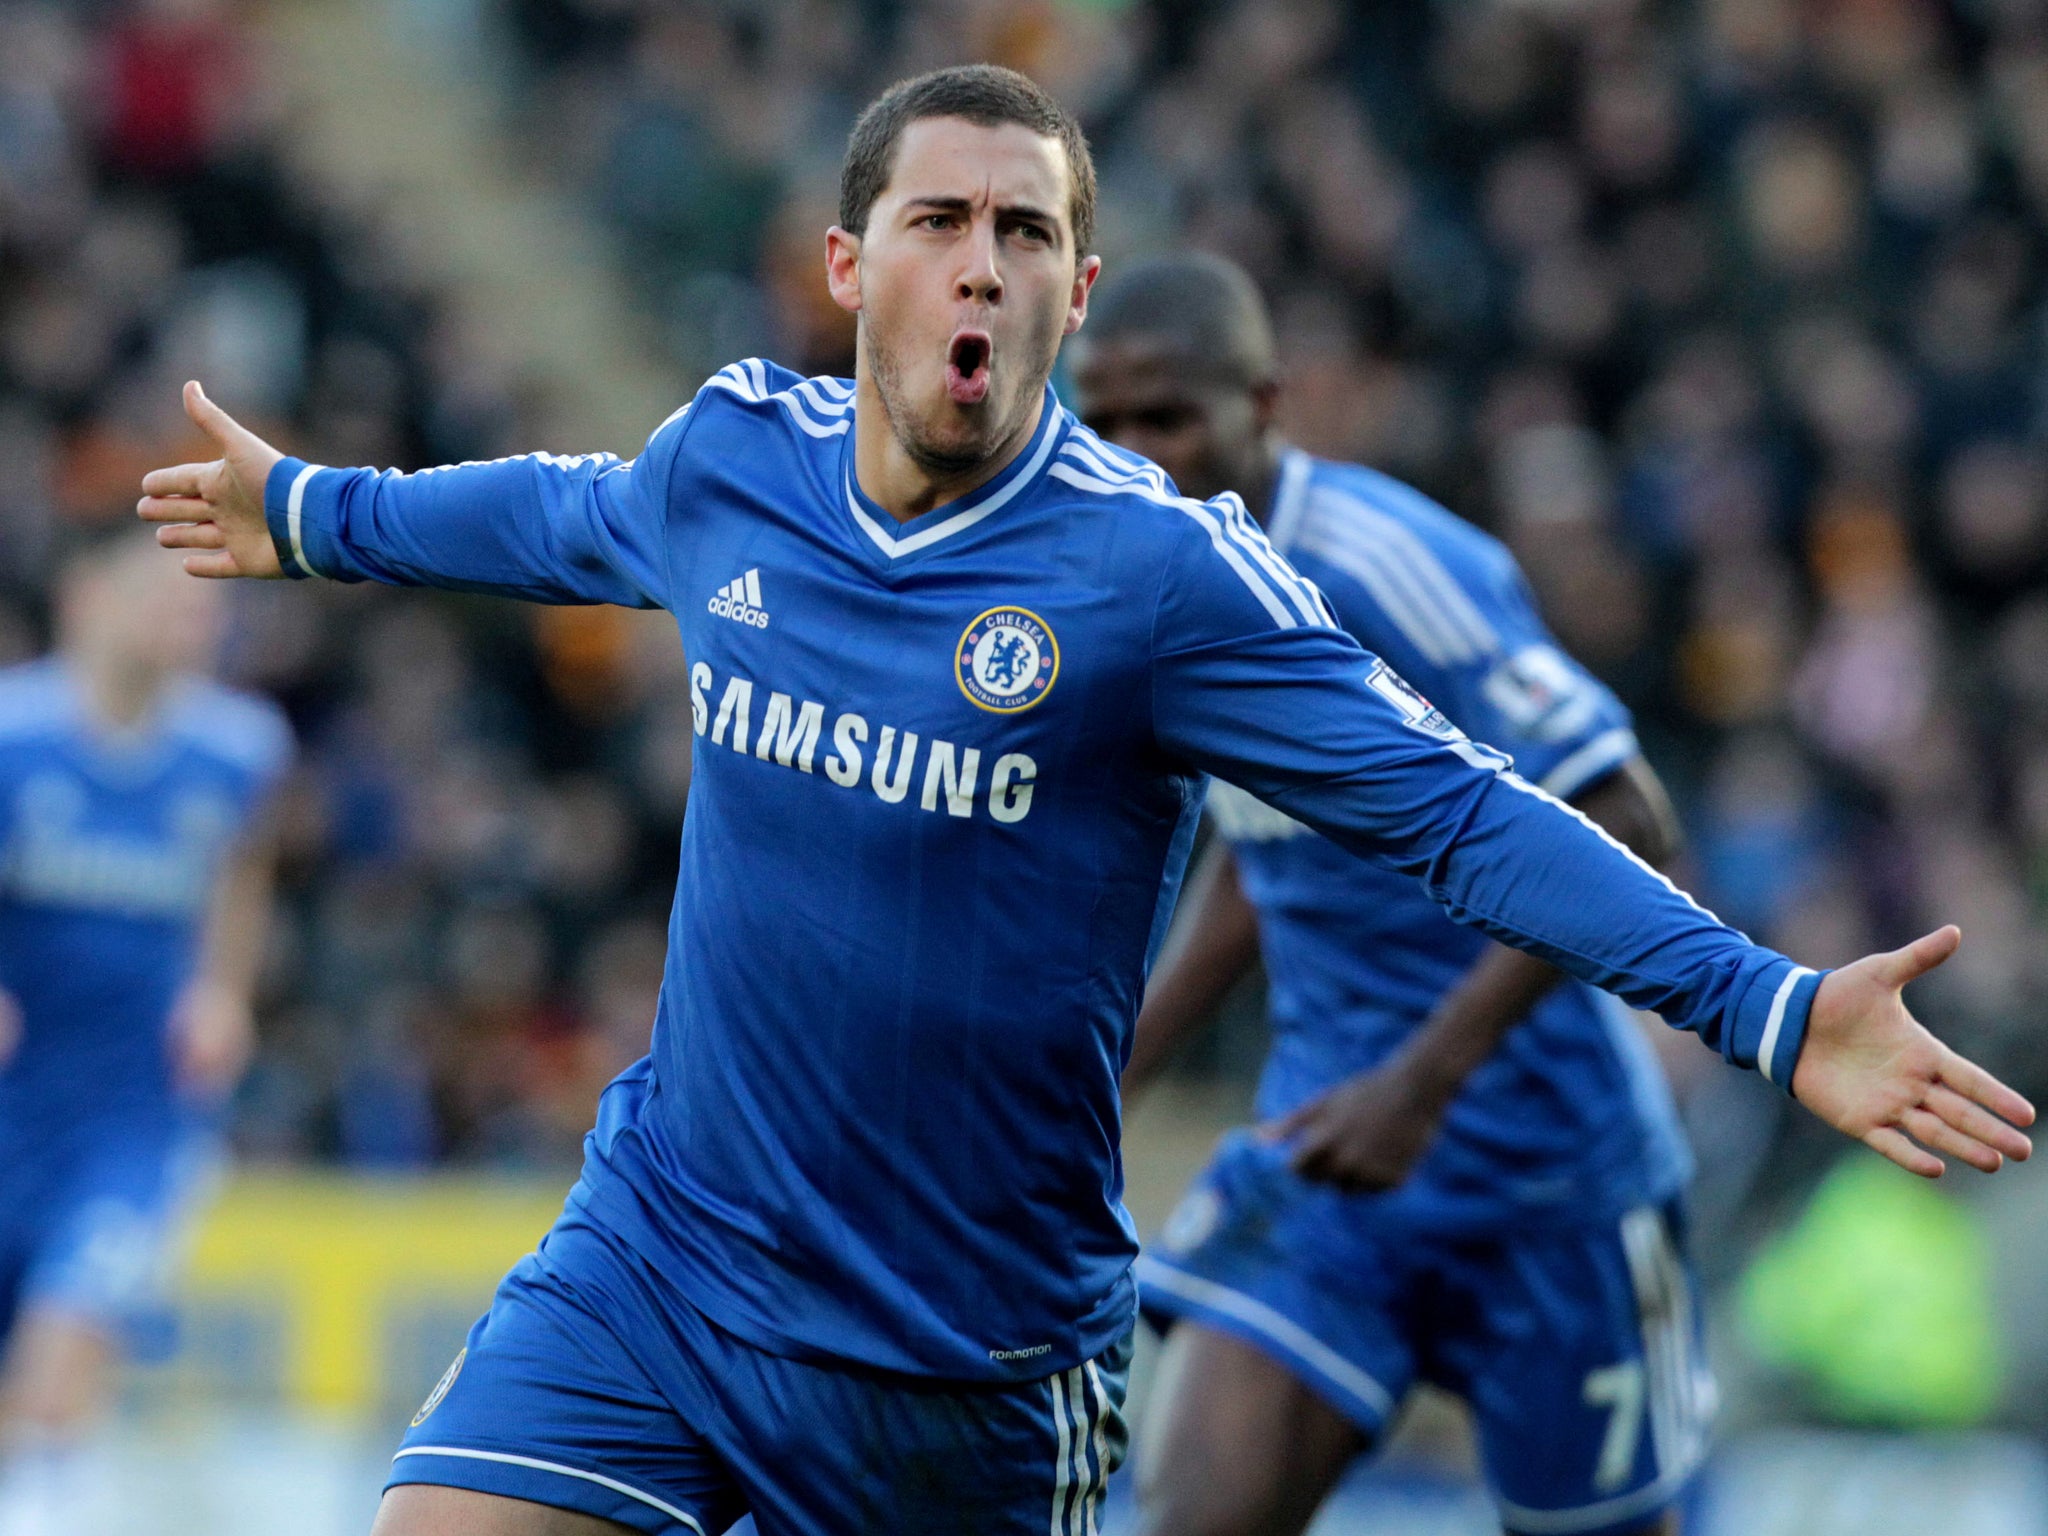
[863,316,1053,481]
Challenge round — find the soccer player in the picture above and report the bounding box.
[0,530,290,1536]
[1071,252,1723,1536]
[135,66,2029,1536]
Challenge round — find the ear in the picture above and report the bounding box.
[1250,377,1282,435]
[826,226,864,315]
[1063,254,1103,338]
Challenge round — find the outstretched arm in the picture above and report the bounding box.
[1124,844,1262,1097]
[1151,518,2034,1179]
[1277,757,1680,1192]
[139,381,686,607]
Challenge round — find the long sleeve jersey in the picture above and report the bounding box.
[264,361,1819,1380]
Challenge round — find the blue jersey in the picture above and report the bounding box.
[0,660,292,1175]
[264,360,1819,1382]
[1212,450,1691,1231]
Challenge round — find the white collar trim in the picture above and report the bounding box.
[842,404,1065,559]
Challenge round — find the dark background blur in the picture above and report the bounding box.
[5,0,2048,1529]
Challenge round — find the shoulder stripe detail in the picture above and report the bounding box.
[1063,436,1334,628]
[777,378,853,438]
[706,362,767,403]
[1059,438,1168,491]
[1045,463,1299,629]
[1370,512,1498,655]
[701,364,853,436]
[790,379,853,417]
[1294,520,1467,664]
[1217,493,1332,627]
[1305,490,1499,655]
[776,391,851,439]
[392,1448,705,1535]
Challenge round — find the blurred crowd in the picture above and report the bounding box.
[0,0,681,1168]
[4,0,2048,1186]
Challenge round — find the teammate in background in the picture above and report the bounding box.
[1073,253,1722,1536]
[0,530,290,1536]
[138,66,2028,1536]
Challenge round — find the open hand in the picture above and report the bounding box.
[1262,1062,1446,1194]
[1794,926,2035,1178]
[136,381,286,579]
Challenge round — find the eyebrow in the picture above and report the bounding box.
[903,195,1063,229]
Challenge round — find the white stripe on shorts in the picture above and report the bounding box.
[394,1446,706,1535]
[1048,1369,1075,1536]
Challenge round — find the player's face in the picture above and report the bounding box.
[833,117,1099,475]
[74,547,225,674]
[1072,338,1260,504]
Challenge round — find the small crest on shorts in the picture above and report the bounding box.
[956,607,1059,713]
[411,1347,467,1427]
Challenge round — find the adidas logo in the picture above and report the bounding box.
[708,569,769,629]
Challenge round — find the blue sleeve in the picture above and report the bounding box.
[262,397,701,608]
[1291,491,1638,800]
[1148,505,1820,1089]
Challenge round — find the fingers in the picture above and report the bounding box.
[139,462,219,503]
[1875,925,1962,988]
[1864,1125,1944,1179]
[179,551,243,580]
[1261,1098,1322,1142]
[1901,1106,2004,1173]
[1938,1050,2037,1131]
[153,521,227,551]
[1926,1080,2033,1162]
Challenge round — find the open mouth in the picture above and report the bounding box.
[946,330,993,406]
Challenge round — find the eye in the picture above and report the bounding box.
[1012,221,1051,243]
[921,213,954,231]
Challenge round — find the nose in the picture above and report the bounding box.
[956,219,1003,306]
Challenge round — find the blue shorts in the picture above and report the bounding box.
[1136,1131,1711,1536]
[391,1211,1132,1535]
[0,1126,215,1355]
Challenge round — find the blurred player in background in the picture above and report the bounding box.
[1076,253,1722,1536]
[137,64,2029,1536]
[0,531,291,1536]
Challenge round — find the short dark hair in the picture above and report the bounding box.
[840,64,1097,257]
[1081,252,1278,388]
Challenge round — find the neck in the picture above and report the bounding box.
[853,370,1046,525]
[73,648,167,733]
[1241,436,1286,527]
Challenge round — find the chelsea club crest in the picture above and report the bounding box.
[956,606,1059,714]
